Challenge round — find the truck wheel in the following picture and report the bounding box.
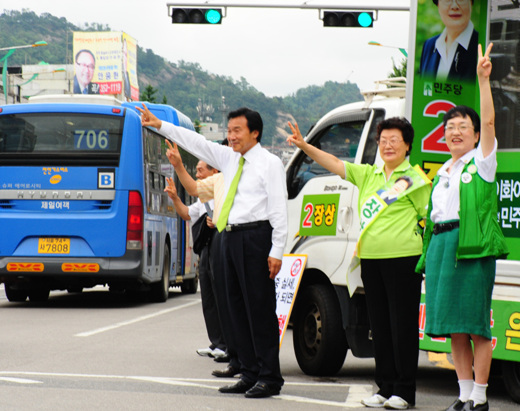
[28,288,50,302]
[503,360,520,403]
[149,245,170,303]
[293,284,348,376]
[4,283,28,302]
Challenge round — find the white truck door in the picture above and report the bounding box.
[285,109,385,287]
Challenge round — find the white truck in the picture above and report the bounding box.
[283,77,520,403]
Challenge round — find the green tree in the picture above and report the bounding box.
[140,85,157,103]
[388,57,407,79]
[193,119,202,134]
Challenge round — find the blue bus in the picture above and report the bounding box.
[0,96,198,302]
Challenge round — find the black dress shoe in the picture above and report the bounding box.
[445,399,466,411]
[212,365,240,378]
[214,354,230,363]
[461,400,489,411]
[218,379,254,394]
[244,381,281,398]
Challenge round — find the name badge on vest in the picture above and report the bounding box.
[461,172,472,184]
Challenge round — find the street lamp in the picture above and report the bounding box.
[0,40,48,52]
[368,41,407,57]
[0,41,48,102]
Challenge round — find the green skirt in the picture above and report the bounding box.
[424,227,495,340]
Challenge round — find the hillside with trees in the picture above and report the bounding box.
[0,9,364,144]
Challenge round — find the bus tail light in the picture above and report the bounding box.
[127,191,143,250]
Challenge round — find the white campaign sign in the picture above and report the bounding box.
[275,254,307,347]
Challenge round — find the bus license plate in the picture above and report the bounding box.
[38,238,70,254]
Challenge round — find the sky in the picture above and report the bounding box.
[7,0,411,97]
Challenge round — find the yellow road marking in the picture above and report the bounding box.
[428,352,455,370]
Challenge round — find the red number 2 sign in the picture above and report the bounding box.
[421,100,455,153]
[302,203,313,228]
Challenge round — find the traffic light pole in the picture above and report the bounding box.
[166,3,409,11]
[167,2,410,21]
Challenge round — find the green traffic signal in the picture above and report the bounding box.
[357,12,373,27]
[171,8,222,24]
[205,9,222,24]
[323,11,373,28]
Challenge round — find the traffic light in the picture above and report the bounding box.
[323,11,373,28]
[171,8,222,24]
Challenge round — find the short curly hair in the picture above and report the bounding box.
[376,117,414,155]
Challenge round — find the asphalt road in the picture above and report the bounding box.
[0,285,517,411]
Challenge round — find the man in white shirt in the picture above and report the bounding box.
[164,161,228,361]
[138,104,288,399]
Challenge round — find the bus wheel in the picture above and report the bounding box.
[28,288,50,303]
[150,245,170,303]
[503,360,520,403]
[4,283,28,302]
[293,284,348,376]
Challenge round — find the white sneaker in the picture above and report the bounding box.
[383,396,409,410]
[196,347,214,357]
[361,394,387,408]
[211,348,227,359]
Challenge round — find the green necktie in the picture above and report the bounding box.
[217,157,245,232]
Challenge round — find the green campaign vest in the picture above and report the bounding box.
[416,158,508,273]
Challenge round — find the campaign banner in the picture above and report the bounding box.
[122,32,139,101]
[419,294,520,363]
[299,194,340,236]
[276,254,307,347]
[409,0,488,176]
[73,31,139,99]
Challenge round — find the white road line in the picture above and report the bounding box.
[344,383,373,407]
[0,371,373,408]
[0,377,43,384]
[74,299,201,337]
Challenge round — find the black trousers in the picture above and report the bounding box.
[215,224,283,387]
[210,232,240,369]
[361,256,422,405]
[199,231,226,351]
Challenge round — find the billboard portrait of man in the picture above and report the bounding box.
[73,49,99,95]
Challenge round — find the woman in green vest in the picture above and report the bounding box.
[416,43,508,411]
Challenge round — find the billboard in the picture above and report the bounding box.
[410,0,488,179]
[73,31,139,100]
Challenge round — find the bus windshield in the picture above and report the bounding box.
[0,113,124,166]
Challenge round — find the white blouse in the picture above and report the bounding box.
[430,139,497,224]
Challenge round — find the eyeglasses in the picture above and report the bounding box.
[438,0,470,6]
[445,124,474,133]
[76,63,95,71]
[378,138,404,147]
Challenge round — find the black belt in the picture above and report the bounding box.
[225,220,270,232]
[433,221,459,235]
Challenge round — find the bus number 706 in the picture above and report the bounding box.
[74,129,109,150]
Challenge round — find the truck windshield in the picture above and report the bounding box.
[288,120,365,198]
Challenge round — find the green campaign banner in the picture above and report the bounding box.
[419,294,520,362]
[497,172,520,238]
[299,194,340,236]
[409,0,488,174]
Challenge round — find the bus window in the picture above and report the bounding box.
[0,113,123,165]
